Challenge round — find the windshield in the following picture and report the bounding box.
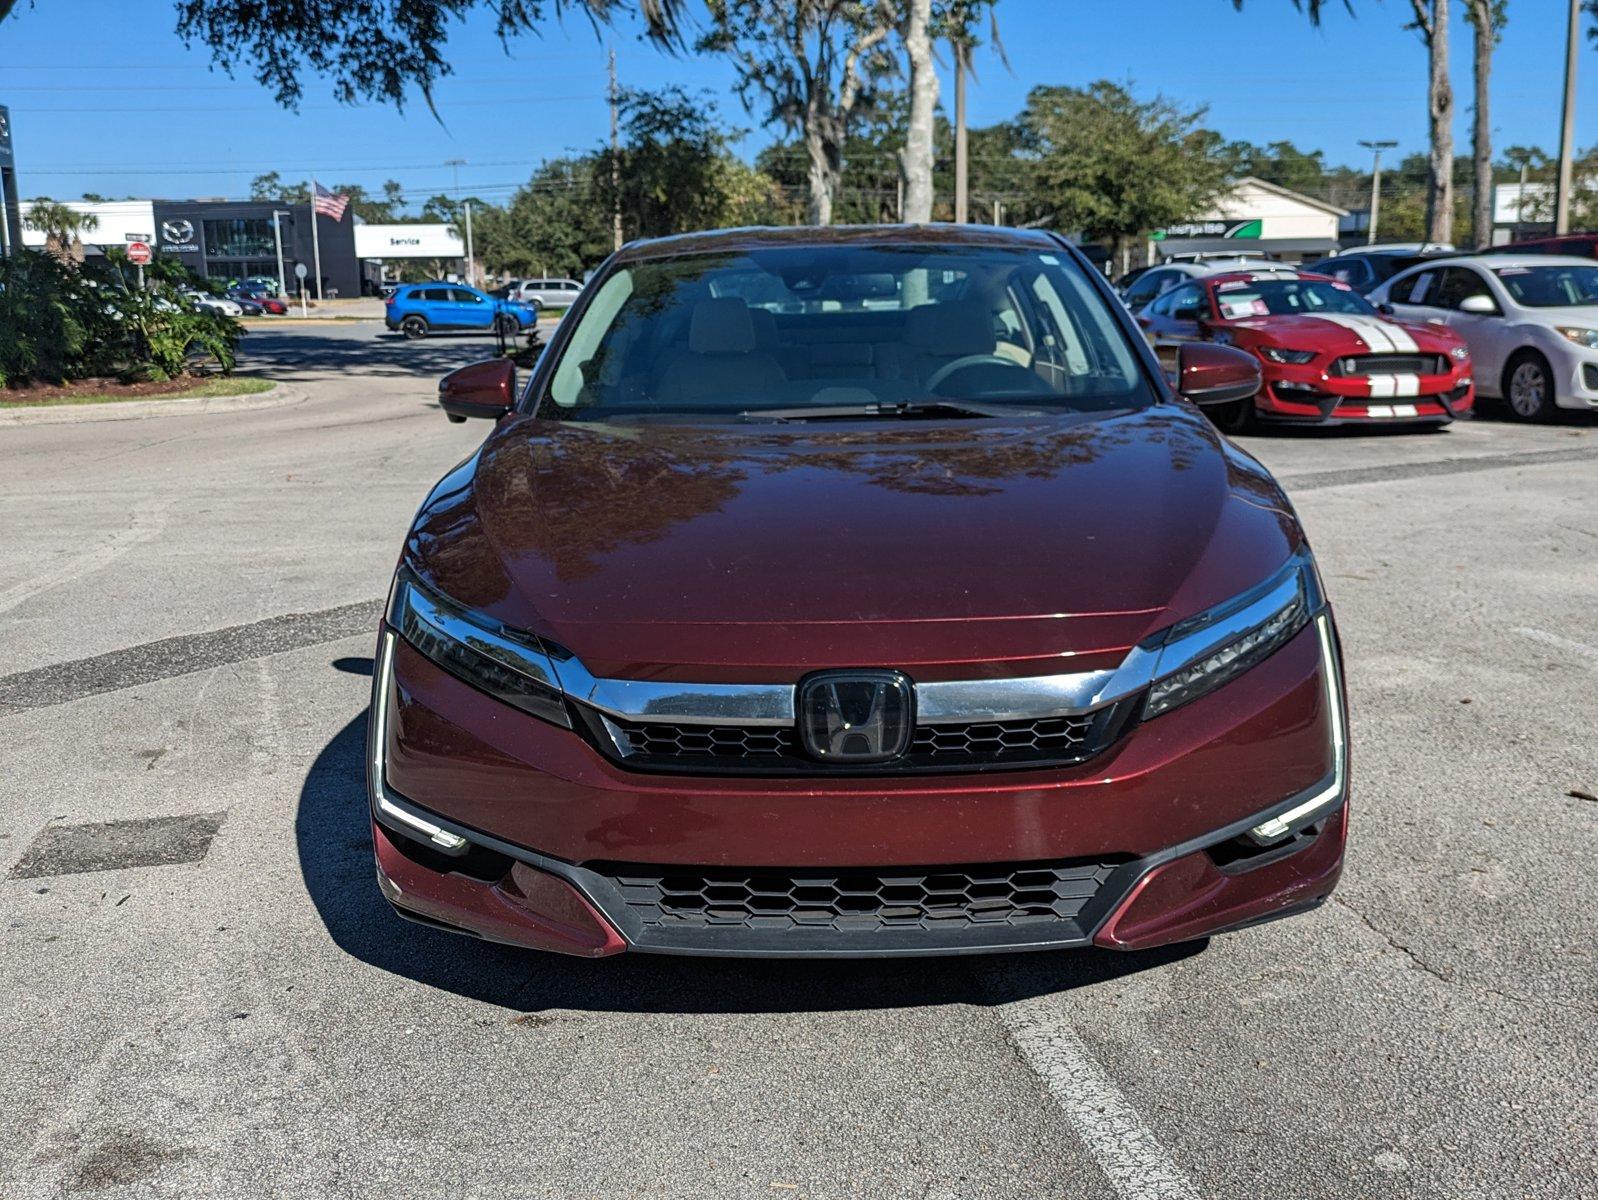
[1492,264,1598,308]
[1211,278,1376,320]
[537,245,1152,420]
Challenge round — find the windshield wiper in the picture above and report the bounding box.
[739,399,1039,422]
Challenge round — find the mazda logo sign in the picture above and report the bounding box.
[798,671,914,764]
[161,219,195,244]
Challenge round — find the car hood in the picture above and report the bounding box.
[407,407,1303,680]
[1227,311,1458,353]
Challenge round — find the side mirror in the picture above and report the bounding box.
[1458,294,1497,315]
[1376,302,1395,316]
[1177,343,1261,407]
[439,358,516,423]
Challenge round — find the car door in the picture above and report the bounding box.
[1433,266,1511,388]
[447,287,494,329]
[1145,282,1209,375]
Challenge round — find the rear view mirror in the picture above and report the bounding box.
[439,358,516,423]
[1177,343,1261,407]
[1458,294,1496,314]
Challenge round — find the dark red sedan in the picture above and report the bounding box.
[369,226,1348,958]
[1138,268,1473,429]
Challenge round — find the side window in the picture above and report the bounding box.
[1400,270,1438,306]
[1029,273,1090,375]
[1167,283,1204,321]
[1145,287,1173,317]
[1434,268,1494,311]
[451,288,483,303]
[1125,269,1169,305]
[418,287,447,302]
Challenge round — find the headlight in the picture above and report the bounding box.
[1450,345,1470,361]
[385,565,571,727]
[1259,347,1318,364]
[1140,547,1325,720]
[1556,326,1598,349]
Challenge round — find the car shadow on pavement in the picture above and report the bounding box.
[297,712,1206,1016]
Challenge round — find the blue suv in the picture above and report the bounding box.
[384,283,539,340]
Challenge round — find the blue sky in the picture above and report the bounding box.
[0,0,1589,208]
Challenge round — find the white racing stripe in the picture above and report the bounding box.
[1367,374,1422,399]
[1311,313,1421,355]
[991,990,1201,1199]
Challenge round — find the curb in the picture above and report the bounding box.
[0,381,308,427]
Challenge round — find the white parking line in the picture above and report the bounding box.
[994,993,1201,1200]
[1514,626,1598,664]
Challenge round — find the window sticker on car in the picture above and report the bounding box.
[1216,280,1249,291]
[1039,254,1060,265]
[1331,281,1353,291]
[1219,297,1269,319]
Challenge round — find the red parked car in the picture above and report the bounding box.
[1138,268,1473,429]
[368,226,1348,958]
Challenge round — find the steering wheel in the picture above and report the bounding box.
[925,354,1026,392]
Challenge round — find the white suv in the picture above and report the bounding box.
[1119,259,1291,312]
[505,278,584,311]
[1370,254,1598,420]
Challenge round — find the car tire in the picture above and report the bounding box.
[1207,397,1255,434]
[1502,350,1557,422]
[400,315,429,340]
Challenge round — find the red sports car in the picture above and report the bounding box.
[1138,269,1473,428]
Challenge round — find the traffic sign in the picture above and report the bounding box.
[125,241,151,265]
[294,262,308,279]
[125,232,153,244]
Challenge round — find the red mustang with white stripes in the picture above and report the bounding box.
[1138,269,1473,428]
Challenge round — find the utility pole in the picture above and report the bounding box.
[953,39,969,223]
[1358,139,1397,245]
[445,158,474,285]
[1554,0,1579,235]
[271,208,289,298]
[609,46,623,252]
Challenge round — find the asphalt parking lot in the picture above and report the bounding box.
[1,320,1594,1199]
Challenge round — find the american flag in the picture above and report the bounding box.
[312,182,349,221]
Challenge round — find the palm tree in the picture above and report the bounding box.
[22,200,100,263]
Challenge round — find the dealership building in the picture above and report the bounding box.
[16,197,465,296]
[1150,177,1348,263]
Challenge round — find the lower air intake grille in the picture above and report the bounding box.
[1330,353,1447,376]
[583,858,1129,952]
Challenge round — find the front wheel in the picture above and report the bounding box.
[400,315,429,340]
[1503,351,1557,421]
[1207,396,1256,434]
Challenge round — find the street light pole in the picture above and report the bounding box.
[271,208,289,299]
[445,158,474,285]
[1554,0,1579,235]
[1358,139,1397,246]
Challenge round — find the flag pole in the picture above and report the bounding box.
[308,178,324,303]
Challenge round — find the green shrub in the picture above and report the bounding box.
[0,250,242,387]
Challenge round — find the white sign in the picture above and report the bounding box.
[125,232,153,243]
[294,262,309,279]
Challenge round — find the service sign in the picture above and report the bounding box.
[0,106,14,169]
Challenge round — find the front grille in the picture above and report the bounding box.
[584,858,1128,952]
[589,699,1136,775]
[1583,363,1598,391]
[1330,353,1447,376]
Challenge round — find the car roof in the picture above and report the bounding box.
[612,223,1064,264]
[1202,268,1322,286]
[1428,253,1595,270]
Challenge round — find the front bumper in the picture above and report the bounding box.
[1254,361,1473,425]
[367,617,1350,958]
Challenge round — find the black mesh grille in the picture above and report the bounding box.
[1330,353,1448,376]
[603,860,1123,937]
[593,699,1134,775]
[910,714,1095,759]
